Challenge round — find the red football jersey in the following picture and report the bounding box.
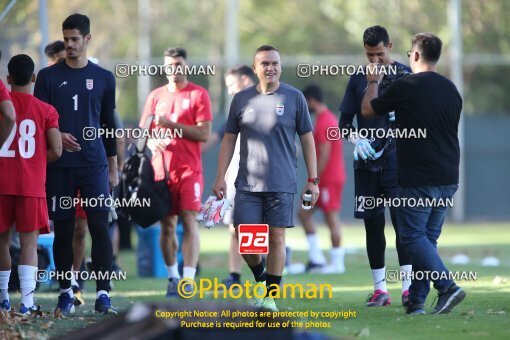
[314,108,346,183]
[0,92,59,197]
[139,82,212,180]
[0,80,10,102]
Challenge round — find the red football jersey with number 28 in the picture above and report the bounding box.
[0,92,59,197]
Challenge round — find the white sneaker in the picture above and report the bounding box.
[284,263,306,275]
[249,281,266,307]
[321,264,345,274]
[261,297,278,311]
[305,261,326,274]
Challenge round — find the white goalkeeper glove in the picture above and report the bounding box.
[350,137,376,161]
[196,195,232,229]
[107,194,118,223]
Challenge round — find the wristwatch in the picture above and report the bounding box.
[308,177,320,185]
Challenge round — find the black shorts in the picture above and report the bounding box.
[354,169,397,219]
[46,166,110,220]
[233,191,294,228]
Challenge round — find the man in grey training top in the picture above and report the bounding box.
[213,45,319,311]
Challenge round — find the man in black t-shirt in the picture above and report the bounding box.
[361,33,465,315]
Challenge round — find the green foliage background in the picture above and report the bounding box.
[1,0,509,122]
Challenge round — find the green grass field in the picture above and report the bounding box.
[1,223,509,339]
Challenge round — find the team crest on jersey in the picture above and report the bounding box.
[182,98,190,110]
[276,103,285,115]
[86,79,93,90]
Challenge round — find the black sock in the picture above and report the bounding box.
[86,210,113,292]
[364,215,386,269]
[230,272,241,282]
[266,274,282,297]
[249,261,266,282]
[53,218,76,290]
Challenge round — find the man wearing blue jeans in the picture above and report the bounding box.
[360,32,466,315]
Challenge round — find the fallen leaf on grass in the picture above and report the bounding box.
[24,330,48,340]
[40,321,55,330]
[486,309,505,315]
[0,309,11,324]
[86,318,97,325]
[32,305,44,318]
[1,330,20,339]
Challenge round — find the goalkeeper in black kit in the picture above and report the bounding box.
[338,25,413,307]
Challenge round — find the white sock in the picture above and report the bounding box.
[0,270,10,301]
[71,272,79,288]
[307,234,326,264]
[97,290,108,298]
[183,266,196,280]
[167,263,180,279]
[18,265,37,307]
[60,287,74,299]
[330,247,345,269]
[18,264,37,308]
[372,267,387,292]
[400,265,412,292]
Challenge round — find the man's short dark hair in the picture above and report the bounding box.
[363,25,390,47]
[412,33,442,64]
[45,40,65,58]
[253,45,279,61]
[62,13,90,36]
[164,47,187,59]
[8,54,34,86]
[255,45,279,54]
[302,84,323,103]
[225,65,256,82]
